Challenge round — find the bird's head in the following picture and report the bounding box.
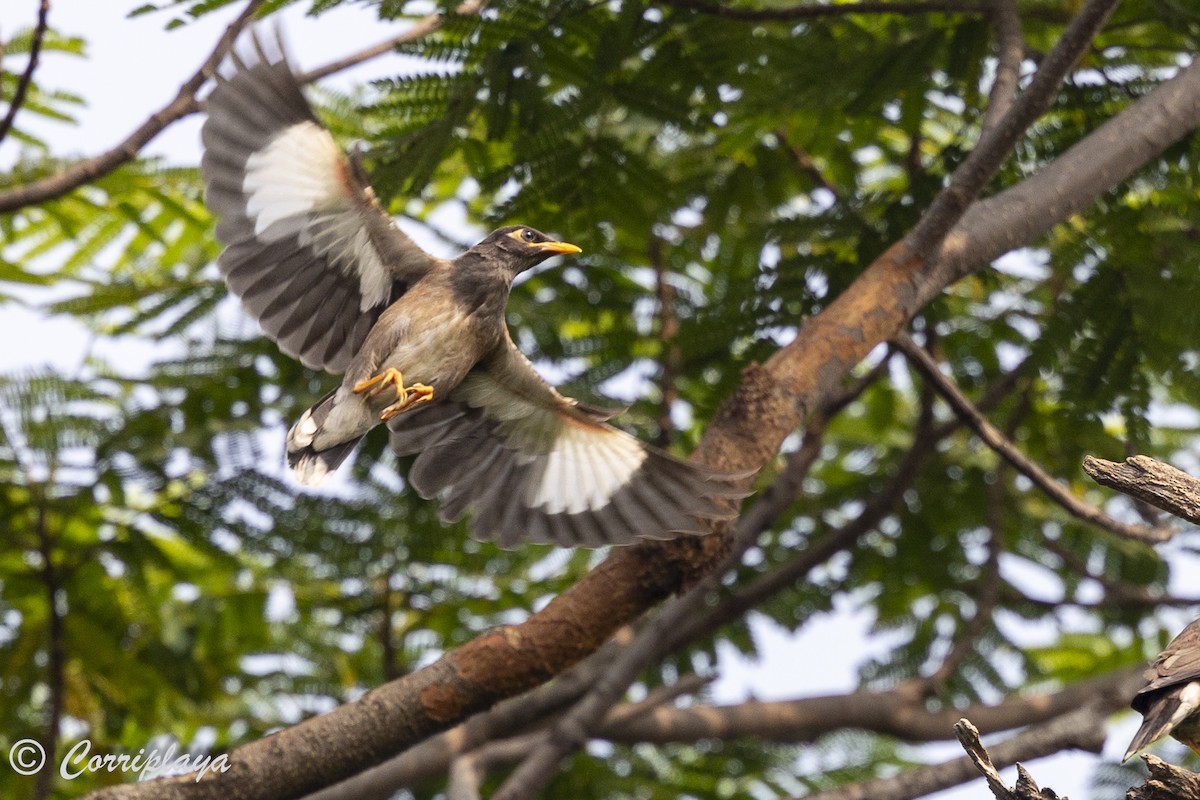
[475,226,582,276]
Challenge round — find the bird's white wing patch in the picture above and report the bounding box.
[454,372,647,514]
[526,424,647,514]
[201,36,442,374]
[244,122,341,234]
[243,122,391,311]
[1168,682,1200,729]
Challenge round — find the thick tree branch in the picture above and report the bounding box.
[935,65,1200,287]
[0,0,50,146]
[83,13,1200,800]
[1083,455,1200,526]
[894,334,1171,543]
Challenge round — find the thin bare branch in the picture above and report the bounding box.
[297,0,484,84]
[980,0,1024,139]
[657,0,995,21]
[998,583,1200,611]
[0,0,486,214]
[1083,455,1200,526]
[926,479,1003,692]
[604,673,714,727]
[799,707,1107,800]
[447,732,545,800]
[0,0,50,145]
[951,715,1100,800]
[906,0,1121,257]
[650,236,682,447]
[446,676,700,800]
[603,667,1142,746]
[778,127,842,199]
[297,632,633,800]
[894,333,1171,543]
[0,0,263,213]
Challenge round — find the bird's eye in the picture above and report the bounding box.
[521,229,537,242]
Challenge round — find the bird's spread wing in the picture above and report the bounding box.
[201,32,439,373]
[388,336,748,547]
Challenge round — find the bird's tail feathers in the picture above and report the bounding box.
[286,389,364,486]
[1123,689,1199,762]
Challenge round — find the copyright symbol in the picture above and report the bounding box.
[9,739,46,776]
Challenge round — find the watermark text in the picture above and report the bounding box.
[7,738,230,782]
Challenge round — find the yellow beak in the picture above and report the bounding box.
[532,240,583,255]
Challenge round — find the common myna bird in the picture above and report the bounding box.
[199,33,746,547]
[1124,617,1200,761]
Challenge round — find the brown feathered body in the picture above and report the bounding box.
[198,33,750,547]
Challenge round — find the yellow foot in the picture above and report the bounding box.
[352,368,435,420]
[353,367,405,399]
[380,383,434,421]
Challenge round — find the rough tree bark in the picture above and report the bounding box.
[1084,455,1200,527]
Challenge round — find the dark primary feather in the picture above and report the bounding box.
[199,30,439,374]
[389,335,749,547]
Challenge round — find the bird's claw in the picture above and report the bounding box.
[352,368,434,420]
[353,367,405,399]
[380,383,434,421]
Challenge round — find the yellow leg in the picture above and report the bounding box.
[380,383,434,421]
[353,367,406,399]
[351,368,434,421]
